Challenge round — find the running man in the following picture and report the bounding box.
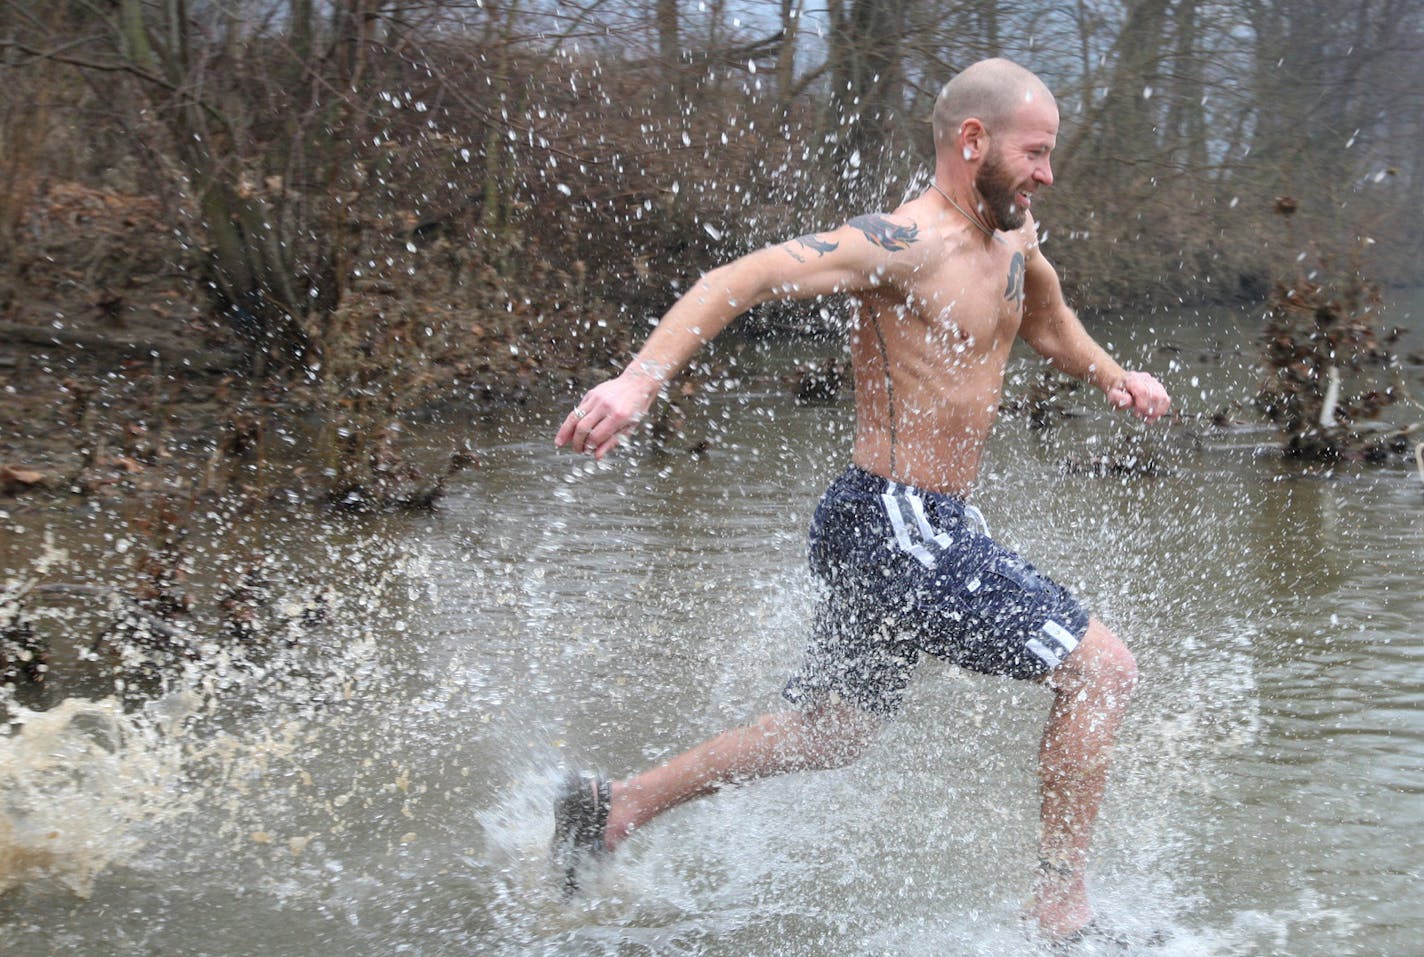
[551,58,1169,942]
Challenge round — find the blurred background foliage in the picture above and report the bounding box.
[3,1,1421,374]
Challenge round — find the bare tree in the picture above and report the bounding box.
[2,0,1419,356]
[1,0,474,373]
[824,0,912,195]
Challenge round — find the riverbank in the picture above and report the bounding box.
[0,183,613,511]
[5,308,1424,954]
[4,182,1422,515]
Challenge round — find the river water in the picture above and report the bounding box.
[2,296,1422,956]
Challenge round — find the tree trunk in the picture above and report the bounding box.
[119,0,159,72]
[776,0,803,106]
[656,0,679,66]
[655,0,682,102]
[0,8,56,307]
[826,0,910,197]
[979,0,1001,57]
[1165,0,1207,170]
[291,0,314,61]
[480,3,521,235]
[1058,0,1171,182]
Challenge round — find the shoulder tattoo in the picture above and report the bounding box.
[781,232,840,263]
[849,214,919,251]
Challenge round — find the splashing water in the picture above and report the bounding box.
[2,300,1423,955]
[0,696,196,898]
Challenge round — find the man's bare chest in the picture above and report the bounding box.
[896,245,1029,349]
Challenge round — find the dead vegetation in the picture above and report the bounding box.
[1,3,1421,518]
[1257,263,1420,461]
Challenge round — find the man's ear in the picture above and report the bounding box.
[959,118,989,161]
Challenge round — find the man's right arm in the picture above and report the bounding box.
[556,213,922,458]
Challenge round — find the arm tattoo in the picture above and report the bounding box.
[849,214,919,251]
[782,233,840,263]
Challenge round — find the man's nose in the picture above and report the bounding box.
[1035,160,1054,187]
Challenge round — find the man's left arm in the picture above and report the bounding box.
[1018,245,1171,423]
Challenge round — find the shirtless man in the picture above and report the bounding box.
[551,58,1169,941]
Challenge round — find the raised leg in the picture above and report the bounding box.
[1030,618,1139,938]
[603,701,880,851]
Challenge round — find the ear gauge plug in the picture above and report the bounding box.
[962,147,973,161]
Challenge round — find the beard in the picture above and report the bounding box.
[974,149,1026,231]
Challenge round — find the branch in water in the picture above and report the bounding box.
[32,583,193,646]
[1319,366,1341,428]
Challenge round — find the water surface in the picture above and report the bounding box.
[2,297,1421,956]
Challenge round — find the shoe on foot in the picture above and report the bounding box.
[550,771,611,896]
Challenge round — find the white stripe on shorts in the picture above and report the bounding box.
[905,492,954,550]
[881,489,937,567]
[1029,620,1080,669]
[1026,637,1063,668]
[964,503,989,536]
[1042,619,1080,656]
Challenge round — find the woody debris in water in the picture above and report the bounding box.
[1256,265,1418,461]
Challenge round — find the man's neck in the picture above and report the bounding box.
[930,182,1000,243]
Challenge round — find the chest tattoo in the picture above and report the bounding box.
[1004,251,1025,306]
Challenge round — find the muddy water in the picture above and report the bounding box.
[2,297,1421,956]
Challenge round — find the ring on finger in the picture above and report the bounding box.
[573,406,588,420]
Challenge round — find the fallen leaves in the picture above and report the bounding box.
[1,464,46,494]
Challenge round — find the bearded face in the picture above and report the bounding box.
[974,146,1027,232]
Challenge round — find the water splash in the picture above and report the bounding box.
[0,695,196,897]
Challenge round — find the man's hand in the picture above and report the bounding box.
[1106,371,1171,423]
[555,371,662,459]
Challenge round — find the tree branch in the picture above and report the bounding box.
[0,39,176,91]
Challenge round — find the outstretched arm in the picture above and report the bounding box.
[557,214,922,458]
[1018,246,1170,423]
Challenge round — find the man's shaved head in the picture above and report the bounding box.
[932,58,1054,145]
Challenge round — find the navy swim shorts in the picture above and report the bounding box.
[783,465,1091,716]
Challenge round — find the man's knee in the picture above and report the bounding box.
[1052,621,1137,701]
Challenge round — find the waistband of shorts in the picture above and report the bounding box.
[834,464,970,506]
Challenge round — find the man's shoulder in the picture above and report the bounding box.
[844,210,926,254]
[1012,214,1043,259]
